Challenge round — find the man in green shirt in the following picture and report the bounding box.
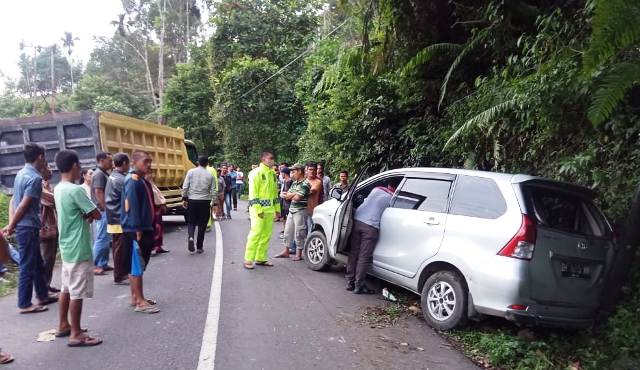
[276,163,311,261]
[53,150,102,347]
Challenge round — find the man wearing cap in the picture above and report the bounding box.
[244,151,280,269]
[275,164,310,260]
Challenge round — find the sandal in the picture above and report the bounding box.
[255,261,274,267]
[243,261,255,270]
[0,351,14,364]
[67,335,103,347]
[129,299,157,307]
[134,305,160,314]
[55,328,88,338]
[19,305,48,314]
[274,253,289,258]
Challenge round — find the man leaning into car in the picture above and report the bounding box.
[346,181,397,294]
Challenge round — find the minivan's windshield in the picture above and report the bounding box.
[525,186,610,237]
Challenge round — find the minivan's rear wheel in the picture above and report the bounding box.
[304,231,331,271]
[421,271,467,331]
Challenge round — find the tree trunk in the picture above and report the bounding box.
[157,0,167,124]
[69,58,74,94]
[186,0,190,62]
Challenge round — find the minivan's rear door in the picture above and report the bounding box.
[523,183,613,309]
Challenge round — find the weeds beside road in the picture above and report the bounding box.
[371,267,639,370]
[0,194,17,297]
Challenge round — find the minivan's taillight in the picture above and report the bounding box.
[498,214,537,260]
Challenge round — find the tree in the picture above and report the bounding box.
[212,57,305,170]
[69,74,148,117]
[162,46,219,156]
[61,32,80,93]
[208,0,319,74]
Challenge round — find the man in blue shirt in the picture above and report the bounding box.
[346,181,398,295]
[2,143,57,313]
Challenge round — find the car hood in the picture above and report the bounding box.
[312,198,340,221]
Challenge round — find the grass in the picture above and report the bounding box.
[0,193,18,297]
[367,259,640,370]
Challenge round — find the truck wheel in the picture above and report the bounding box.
[421,271,467,331]
[304,231,331,271]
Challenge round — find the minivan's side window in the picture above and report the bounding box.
[393,178,451,213]
[450,176,507,219]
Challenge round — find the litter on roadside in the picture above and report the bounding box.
[382,288,397,302]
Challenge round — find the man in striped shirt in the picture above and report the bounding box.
[276,163,311,261]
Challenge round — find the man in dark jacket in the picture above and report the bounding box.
[121,150,159,314]
[105,152,130,285]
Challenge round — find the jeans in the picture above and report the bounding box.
[306,214,314,233]
[15,227,49,308]
[93,211,112,269]
[231,187,238,210]
[224,192,233,217]
[236,183,245,198]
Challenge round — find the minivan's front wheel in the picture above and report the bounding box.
[304,231,331,271]
[421,271,467,331]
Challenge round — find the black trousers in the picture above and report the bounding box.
[187,199,210,249]
[123,231,153,273]
[345,221,379,289]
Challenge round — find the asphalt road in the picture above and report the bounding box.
[0,202,476,370]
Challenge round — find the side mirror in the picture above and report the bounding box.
[330,187,343,201]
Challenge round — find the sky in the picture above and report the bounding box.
[0,0,124,89]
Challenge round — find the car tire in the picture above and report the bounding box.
[304,230,331,271]
[421,271,467,331]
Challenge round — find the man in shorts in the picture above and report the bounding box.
[121,150,160,314]
[54,150,103,347]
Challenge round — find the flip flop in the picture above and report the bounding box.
[134,305,160,314]
[0,352,14,364]
[255,261,274,267]
[55,328,88,338]
[243,261,255,270]
[274,253,290,258]
[67,335,103,347]
[129,299,157,307]
[291,257,302,261]
[19,305,48,314]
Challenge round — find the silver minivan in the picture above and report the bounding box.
[304,168,615,330]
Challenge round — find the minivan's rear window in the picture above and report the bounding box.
[450,176,507,219]
[526,186,610,237]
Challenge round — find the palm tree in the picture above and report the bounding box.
[61,32,79,93]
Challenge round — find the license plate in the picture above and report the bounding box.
[561,262,590,278]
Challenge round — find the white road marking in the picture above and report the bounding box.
[197,221,224,370]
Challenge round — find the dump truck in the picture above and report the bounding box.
[0,111,197,213]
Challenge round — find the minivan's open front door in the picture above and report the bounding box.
[332,168,368,255]
[523,182,614,310]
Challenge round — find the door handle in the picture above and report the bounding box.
[424,217,440,226]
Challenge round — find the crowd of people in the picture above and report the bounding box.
[242,151,350,269]
[1,144,169,352]
[0,144,354,361]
